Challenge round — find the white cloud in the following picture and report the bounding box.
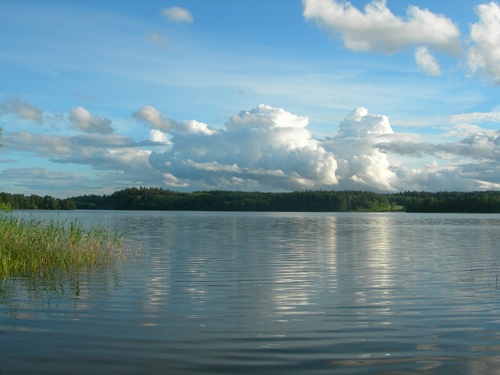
[337,107,393,138]
[323,107,397,191]
[415,46,441,76]
[69,107,114,134]
[449,111,500,124]
[302,0,462,55]
[468,2,500,85]
[132,105,176,131]
[379,130,500,164]
[149,129,171,144]
[0,97,44,124]
[149,104,338,190]
[133,105,213,134]
[160,6,194,24]
[395,162,483,192]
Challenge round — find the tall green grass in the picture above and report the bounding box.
[0,214,132,278]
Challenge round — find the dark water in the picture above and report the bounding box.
[2,210,500,374]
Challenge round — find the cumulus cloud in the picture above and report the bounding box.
[0,97,44,124]
[415,46,441,76]
[160,6,194,24]
[69,107,114,134]
[302,0,462,56]
[336,107,393,138]
[133,105,213,135]
[149,129,171,144]
[322,107,397,191]
[468,2,500,85]
[149,104,338,190]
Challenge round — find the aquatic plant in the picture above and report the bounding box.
[0,201,11,212]
[0,214,133,278]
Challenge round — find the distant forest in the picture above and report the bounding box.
[0,192,76,210]
[3,188,500,213]
[71,187,500,213]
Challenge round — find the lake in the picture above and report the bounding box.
[1,210,500,374]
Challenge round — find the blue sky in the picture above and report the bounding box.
[1,0,500,197]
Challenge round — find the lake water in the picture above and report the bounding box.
[2,210,500,374]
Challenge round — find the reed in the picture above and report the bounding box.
[0,214,131,278]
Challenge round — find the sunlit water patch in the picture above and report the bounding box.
[1,211,500,374]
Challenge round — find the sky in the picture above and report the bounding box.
[1,0,500,198]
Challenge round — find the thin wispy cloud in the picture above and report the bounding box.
[148,30,170,49]
[449,111,500,124]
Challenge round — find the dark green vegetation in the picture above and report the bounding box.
[0,215,131,278]
[0,192,76,210]
[70,187,500,213]
[72,188,398,212]
[402,190,500,213]
[3,187,500,214]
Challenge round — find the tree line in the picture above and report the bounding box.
[3,187,500,213]
[69,187,500,213]
[400,191,500,213]
[71,188,397,212]
[0,192,76,210]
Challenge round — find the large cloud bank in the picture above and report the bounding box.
[139,104,500,192]
[3,100,500,194]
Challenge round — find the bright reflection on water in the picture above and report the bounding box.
[2,210,500,374]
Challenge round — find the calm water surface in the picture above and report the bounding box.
[1,211,500,374]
